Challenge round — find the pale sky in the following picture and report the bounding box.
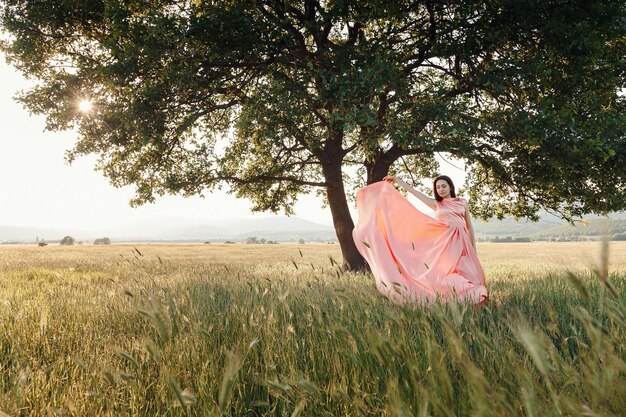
[0,53,466,230]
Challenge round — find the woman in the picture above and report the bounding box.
[352,175,488,305]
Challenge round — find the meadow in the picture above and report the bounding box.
[0,242,624,416]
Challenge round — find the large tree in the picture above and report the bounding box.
[1,0,624,270]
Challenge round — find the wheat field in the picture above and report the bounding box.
[0,242,624,416]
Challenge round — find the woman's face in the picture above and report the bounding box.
[436,179,451,198]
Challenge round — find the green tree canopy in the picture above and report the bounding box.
[1,0,624,269]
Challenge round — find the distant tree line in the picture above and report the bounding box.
[478,234,626,243]
[246,237,279,244]
[487,236,531,243]
[57,236,111,245]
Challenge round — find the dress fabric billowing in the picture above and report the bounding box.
[352,181,488,304]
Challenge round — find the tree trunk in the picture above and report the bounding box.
[365,159,392,185]
[322,160,368,272]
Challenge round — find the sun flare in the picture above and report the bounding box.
[78,99,92,112]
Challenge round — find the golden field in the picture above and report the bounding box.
[0,242,624,416]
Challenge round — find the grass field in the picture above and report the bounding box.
[0,242,624,416]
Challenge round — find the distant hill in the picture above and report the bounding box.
[2,211,624,244]
[473,214,626,241]
[528,219,626,240]
[473,217,563,237]
[0,226,92,243]
[0,216,336,243]
[103,216,335,241]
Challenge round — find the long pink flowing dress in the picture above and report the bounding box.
[352,181,488,304]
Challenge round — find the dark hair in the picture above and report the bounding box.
[433,175,456,201]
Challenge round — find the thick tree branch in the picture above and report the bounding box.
[215,174,326,187]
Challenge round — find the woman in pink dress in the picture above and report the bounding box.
[352,175,488,305]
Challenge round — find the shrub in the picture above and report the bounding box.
[60,236,75,246]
